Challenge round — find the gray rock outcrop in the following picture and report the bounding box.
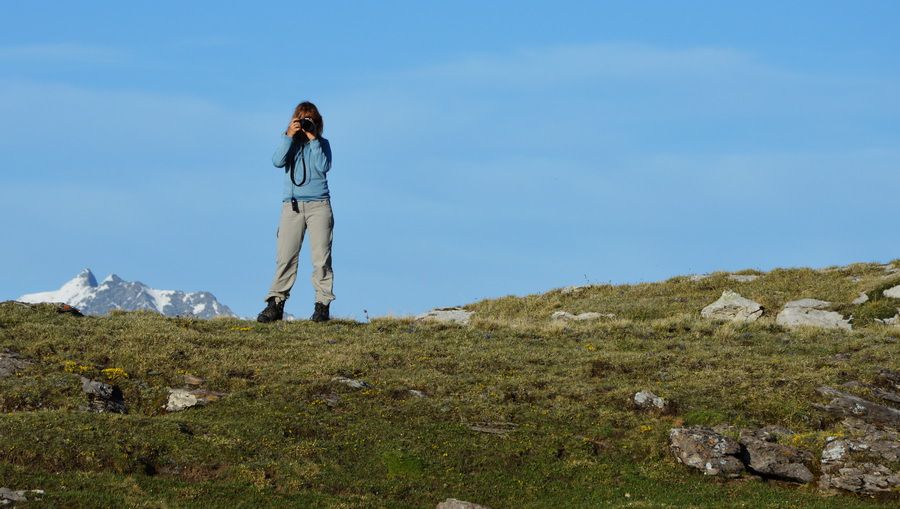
[80,376,126,413]
[700,290,763,322]
[634,390,668,411]
[437,499,491,509]
[884,285,900,299]
[819,418,900,495]
[415,307,473,325]
[0,350,31,378]
[738,429,814,483]
[551,311,616,322]
[816,386,900,428]
[331,376,372,389]
[775,299,851,330]
[852,292,869,305]
[728,274,759,282]
[669,427,745,477]
[0,488,44,504]
[165,388,225,412]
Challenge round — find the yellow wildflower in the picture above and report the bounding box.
[101,367,129,381]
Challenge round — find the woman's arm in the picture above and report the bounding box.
[272,135,294,168]
[303,138,332,174]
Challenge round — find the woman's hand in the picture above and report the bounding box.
[286,118,316,140]
[286,118,302,137]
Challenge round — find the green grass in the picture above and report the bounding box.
[0,260,898,507]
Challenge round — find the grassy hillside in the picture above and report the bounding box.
[1,260,898,507]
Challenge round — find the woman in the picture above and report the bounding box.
[258,101,334,323]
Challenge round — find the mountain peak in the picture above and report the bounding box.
[71,269,98,288]
[101,274,124,284]
[18,270,235,319]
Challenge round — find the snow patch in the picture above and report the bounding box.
[147,289,175,313]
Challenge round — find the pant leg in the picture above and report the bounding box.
[265,202,307,303]
[305,199,335,304]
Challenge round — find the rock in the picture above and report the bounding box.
[0,350,31,378]
[331,376,371,389]
[80,376,126,413]
[877,368,900,391]
[561,285,589,294]
[689,273,711,281]
[182,374,205,386]
[0,488,44,504]
[738,430,814,483]
[408,389,427,398]
[884,285,900,299]
[852,292,869,305]
[816,386,900,428]
[55,303,84,316]
[668,427,745,477]
[776,299,851,330]
[437,499,491,509]
[700,290,763,322]
[415,307,473,325]
[467,421,518,436]
[745,425,796,442]
[783,298,831,309]
[550,311,616,322]
[875,310,900,325]
[634,390,668,411]
[165,388,224,412]
[818,418,900,495]
[728,274,759,282]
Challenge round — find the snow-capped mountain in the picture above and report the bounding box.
[18,269,236,319]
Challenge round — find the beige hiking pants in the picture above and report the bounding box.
[265,199,335,305]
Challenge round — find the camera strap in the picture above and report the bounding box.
[288,141,308,187]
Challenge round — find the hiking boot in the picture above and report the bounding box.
[310,302,330,322]
[257,297,285,323]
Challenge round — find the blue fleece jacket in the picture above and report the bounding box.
[272,135,332,202]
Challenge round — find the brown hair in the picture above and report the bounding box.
[293,101,324,135]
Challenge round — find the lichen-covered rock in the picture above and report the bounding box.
[415,307,473,325]
[728,274,759,282]
[634,390,668,411]
[818,419,900,495]
[331,376,371,389]
[776,299,851,330]
[551,311,615,322]
[700,290,763,322]
[0,350,31,378]
[436,498,491,509]
[883,284,900,299]
[738,430,814,483]
[80,376,126,413]
[668,427,745,477]
[165,388,224,412]
[0,487,44,504]
[816,386,900,428]
[852,292,869,305]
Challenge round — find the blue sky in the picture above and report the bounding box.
[2,1,898,319]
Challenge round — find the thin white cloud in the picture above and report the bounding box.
[410,42,762,84]
[0,43,127,64]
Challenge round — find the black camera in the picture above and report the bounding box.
[298,117,316,133]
